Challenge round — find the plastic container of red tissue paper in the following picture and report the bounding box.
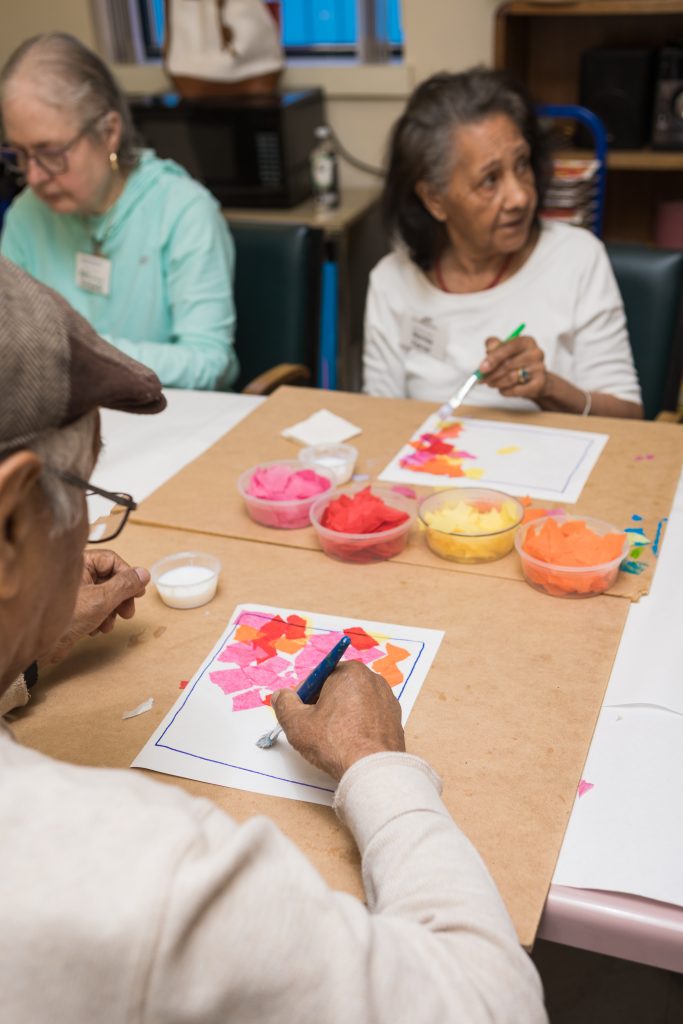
[309,485,417,563]
[238,460,334,529]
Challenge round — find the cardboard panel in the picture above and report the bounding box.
[11,523,629,950]
[134,387,683,601]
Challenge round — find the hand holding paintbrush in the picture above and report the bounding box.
[437,322,526,419]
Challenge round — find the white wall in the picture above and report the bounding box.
[0,1,500,188]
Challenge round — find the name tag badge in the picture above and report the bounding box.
[404,316,448,362]
[75,252,111,296]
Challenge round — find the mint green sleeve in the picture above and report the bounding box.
[105,194,238,391]
[0,204,33,274]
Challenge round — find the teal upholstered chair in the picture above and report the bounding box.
[227,221,324,395]
[606,243,683,420]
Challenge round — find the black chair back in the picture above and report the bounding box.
[606,243,683,420]
[228,221,324,391]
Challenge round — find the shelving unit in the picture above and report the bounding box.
[495,1,683,243]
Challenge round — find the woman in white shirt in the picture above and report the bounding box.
[363,69,643,419]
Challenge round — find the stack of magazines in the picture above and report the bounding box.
[541,158,600,233]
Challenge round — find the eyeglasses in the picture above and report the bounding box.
[0,115,102,178]
[51,468,137,544]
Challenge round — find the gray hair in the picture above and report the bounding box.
[0,33,139,171]
[30,411,99,536]
[382,67,551,269]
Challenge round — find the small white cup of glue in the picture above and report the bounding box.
[151,552,221,609]
[298,443,358,486]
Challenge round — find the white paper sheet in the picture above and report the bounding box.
[553,706,683,908]
[89,391,263,522]
[602,484,683,715]
[133,604,444,806]
[378,414,608,503]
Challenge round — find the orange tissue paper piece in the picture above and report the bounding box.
[321,487,409,534]
[235,624,261,643]
[419,457,465,477]
[371,642,411,687]
[273,636,307,654]
[438,422,464,438]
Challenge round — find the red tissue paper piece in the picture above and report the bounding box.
[343,626,380,650]
[247,465,331,501]
[321,487,409,534]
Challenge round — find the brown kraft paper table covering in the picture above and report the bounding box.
[134,387,683,601]
[11,524,630,950]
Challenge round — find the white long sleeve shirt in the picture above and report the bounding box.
[0,723,546,1023]
[363,221,642,411]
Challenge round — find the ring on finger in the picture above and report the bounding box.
[518,367,531,385]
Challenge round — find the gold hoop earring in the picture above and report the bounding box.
[109,151,119,173]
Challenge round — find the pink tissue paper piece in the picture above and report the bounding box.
[247,465,331,501]
[232,689,266,712]
[217,641,261,667]
[209,668,253,695]
[236,611,274,629]
[577,779,594,798]
[391,485,417,499]
[238,665,277,688]
[344,646,383,664]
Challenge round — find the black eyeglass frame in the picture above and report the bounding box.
[0,114,104,178]
[51,468,137,544]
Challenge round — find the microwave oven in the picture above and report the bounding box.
[128,89,325,208]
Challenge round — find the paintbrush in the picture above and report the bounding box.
[436,322,526,419]
[256,634,352,749]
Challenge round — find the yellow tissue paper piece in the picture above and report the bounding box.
[496,445,520,455]
[463,467,485,479]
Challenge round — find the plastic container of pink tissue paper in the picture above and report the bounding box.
[238,459,335,529]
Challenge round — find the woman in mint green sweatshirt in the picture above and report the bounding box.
[0,32,238,391]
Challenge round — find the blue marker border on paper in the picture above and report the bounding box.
[153,610,426,794]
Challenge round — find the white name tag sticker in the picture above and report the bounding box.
[75,252,111,296]
[404,316,448,362]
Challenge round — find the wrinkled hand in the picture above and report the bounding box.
[271,661,405,781]
[479,334,548,401]
[46,550,150,665]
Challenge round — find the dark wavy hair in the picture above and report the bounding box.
[383,67,551,270]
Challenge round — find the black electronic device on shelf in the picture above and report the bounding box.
[579,47,656,150]
[652,45,683,150]
[128,89,325,208]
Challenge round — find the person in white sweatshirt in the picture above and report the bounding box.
[364,68,643,420]
[0,257,547,1023]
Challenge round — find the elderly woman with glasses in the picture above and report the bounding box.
[0,32,237,391]
[364,69,643,419]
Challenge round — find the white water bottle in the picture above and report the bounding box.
[310,125,339,210]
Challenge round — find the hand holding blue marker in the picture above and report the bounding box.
[256,635,352,749]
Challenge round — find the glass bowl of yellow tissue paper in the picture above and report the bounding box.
[418,487,524,564]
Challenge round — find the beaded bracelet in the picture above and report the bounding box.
[582,390,592,417]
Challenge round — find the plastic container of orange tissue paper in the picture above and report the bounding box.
[515,514,630,598]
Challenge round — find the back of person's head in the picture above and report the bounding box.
[383,66,549,269]
[0,32,139,171]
